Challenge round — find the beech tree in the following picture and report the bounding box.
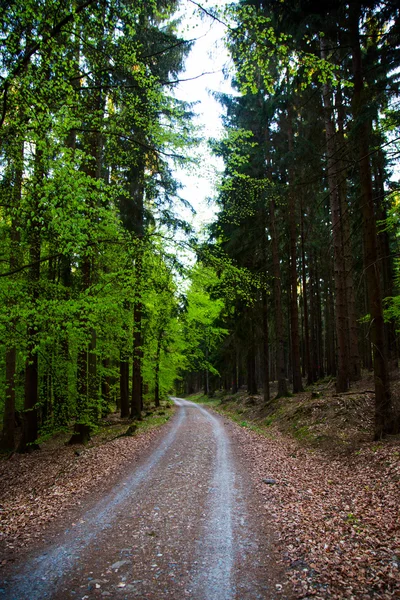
[0,0,195,450]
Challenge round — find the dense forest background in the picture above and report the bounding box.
[1,0,400,453]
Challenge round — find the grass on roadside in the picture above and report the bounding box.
[183,371,396,453]
[90,400,175,447]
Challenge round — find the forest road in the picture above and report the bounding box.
[2,399,286,600]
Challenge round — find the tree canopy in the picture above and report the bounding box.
[1,0,400,452]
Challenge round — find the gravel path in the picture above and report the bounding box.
[2,399,287,600]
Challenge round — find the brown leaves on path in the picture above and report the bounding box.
[233,425,400,599]
[0,423,164,565]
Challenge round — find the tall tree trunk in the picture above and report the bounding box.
[76,254,90,425]
[231,350,238,394]
[349,4,392,438]
[373,156,397,364]
[54,255,71,427]
[120,356,130,417]
[269,196,288,396]
[101,357,110,415]
[324,271,336,376]
[315,256,324,379]
[119,300,132,419]
[1,139,23,452]
[262,290,270,404]
[19,147,44,452]
[301,202,312,385]
[287,107,304,393]
[131,290,143,419]
[320,36,349,392]
[131,242,143,419]
[247,317,258,395]
[74,83,103,431]
[336,81,361,380]
[154,330,162,407]
[309,251,318,382]
[120,302,130,418]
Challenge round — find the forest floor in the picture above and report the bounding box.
[0,375,399,599]
[0,404,175,566]
[188,371,400,599]
[0,399,289,600]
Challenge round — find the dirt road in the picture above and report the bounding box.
[2,399,286,599]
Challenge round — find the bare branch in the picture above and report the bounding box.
[77,70,219,92]
[0,82,8,128]
[187,0,231,29]
[75,128,188,160]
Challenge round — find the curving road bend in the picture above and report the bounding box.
[2,399,286,600]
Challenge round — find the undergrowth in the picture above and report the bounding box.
[185,373,395,453]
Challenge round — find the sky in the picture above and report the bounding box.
[171,0,234,231]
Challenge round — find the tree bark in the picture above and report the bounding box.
[154,330,162,407]
[1,139,23,451]
[53,255,71,427]
[262,290,270,404]
[120,356,130,418]
[300,201,312,385]
[269,195,288,396]
[373,155,397,364]
[336,81,361,380]
[19,147,43,453]
[320,36,349,392]
[349,3,392,438]
[131,290,143,419]
[287,107,304,393]
[247,317,258,395]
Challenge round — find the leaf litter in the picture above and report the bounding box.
[0,399,399,599]
[232,425,400,599]
[0,423,163,565]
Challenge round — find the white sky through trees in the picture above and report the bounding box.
[173,0,233,231]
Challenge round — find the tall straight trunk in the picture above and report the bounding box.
[19,147,44,452]
[231,350,238,394]
[262,291,270,404]
[259,201,270,403]
[300,296,305,378]
[120,300,130,417]
[101,357,110,414]
[88,327,98,420]
[320,36,349,392]
[129,148,145,418]
[336,82,361,380]
[286,287,292,382]
[247,317,258,395]
[324,273,335,376]
[287,108,304,393]
[1,140,23,451]
[131,247,143,419]
[120,356,130,417]
[77,253,90,418]
[315,256,324,379]
[154,330,162,407]
[269,196,288,396]
[75,93,103,427]
[54,255,71,427]
[309,251,318,382]
[120,302,130,418]
[349,4,392,438]
[54,32,78,425]
[374,157,397,363]
[131,295,143,418]
[301,203,312,385]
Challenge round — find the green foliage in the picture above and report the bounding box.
[179,264,228,376]
[0,0,198,445]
